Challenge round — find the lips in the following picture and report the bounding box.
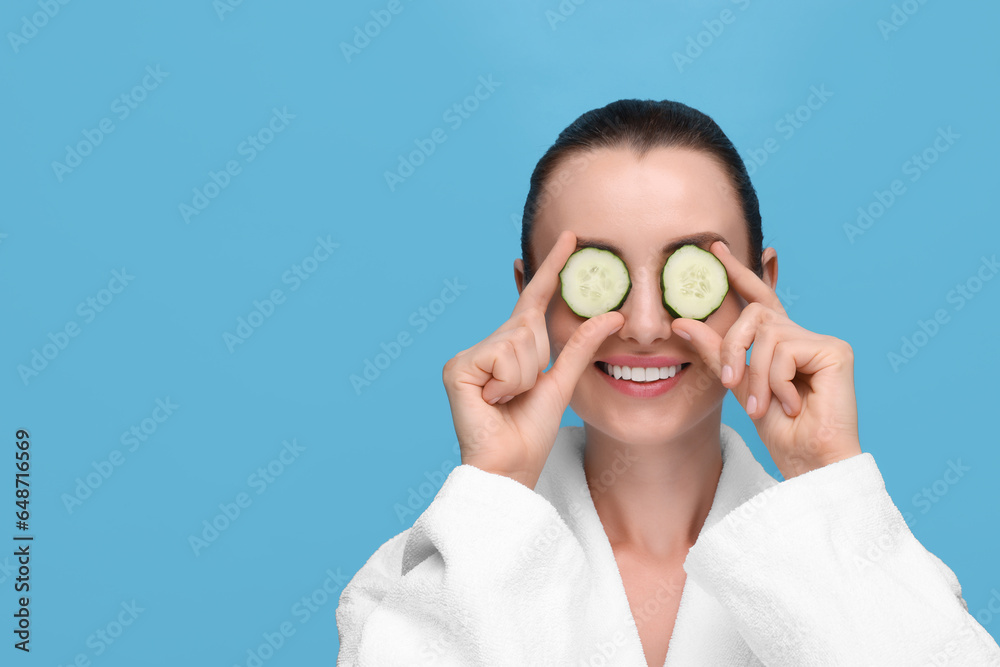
[591,356,692,398]
[596,361,690,382]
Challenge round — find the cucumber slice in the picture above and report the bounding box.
[559,247,631,318]
[661,245,729,321]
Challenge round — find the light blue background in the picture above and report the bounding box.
[2,0,998,663]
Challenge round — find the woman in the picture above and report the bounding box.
[336,100,1000,666]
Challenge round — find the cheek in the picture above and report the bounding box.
[705,289,744,337]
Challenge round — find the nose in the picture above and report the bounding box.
[615,265,674,346]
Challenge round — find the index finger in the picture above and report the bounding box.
[710,240,785,316]
[512,229,578,317]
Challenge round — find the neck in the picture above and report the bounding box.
[582,409,724,561]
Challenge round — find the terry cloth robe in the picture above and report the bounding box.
[336,424,1000,666]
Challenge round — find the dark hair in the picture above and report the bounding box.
[520,99,763,283]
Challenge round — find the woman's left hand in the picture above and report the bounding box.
[671,241,862,479]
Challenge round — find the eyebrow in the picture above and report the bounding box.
[575,231,730,257]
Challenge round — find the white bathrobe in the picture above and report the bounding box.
[336,424,1000,665]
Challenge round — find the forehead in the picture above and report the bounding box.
[534,146,747,263]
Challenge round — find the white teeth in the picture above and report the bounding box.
[601,362,683,383]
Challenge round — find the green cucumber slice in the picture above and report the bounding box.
[559,247,631,318]
[661,245,729,321]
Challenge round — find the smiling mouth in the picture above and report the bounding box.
[594,361,691,382]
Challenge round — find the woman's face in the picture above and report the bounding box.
[517,146,769,447]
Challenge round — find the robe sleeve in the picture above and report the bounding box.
[334,463,602,666]
[683,452,1000,666]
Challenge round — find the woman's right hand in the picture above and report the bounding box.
[441,230,625,490]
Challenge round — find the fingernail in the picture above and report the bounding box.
[499,395,515,404]
[782,401,792,416]
[488,396,501,405]
[675,328,691,341]
[746,395,757,415]
[610,324,623,334]
[718,242,731,254]
[721,365,733,384]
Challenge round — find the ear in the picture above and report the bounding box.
[760,246,778,292]
[514,258,527,295]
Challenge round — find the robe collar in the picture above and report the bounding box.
[534,423,778,665]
